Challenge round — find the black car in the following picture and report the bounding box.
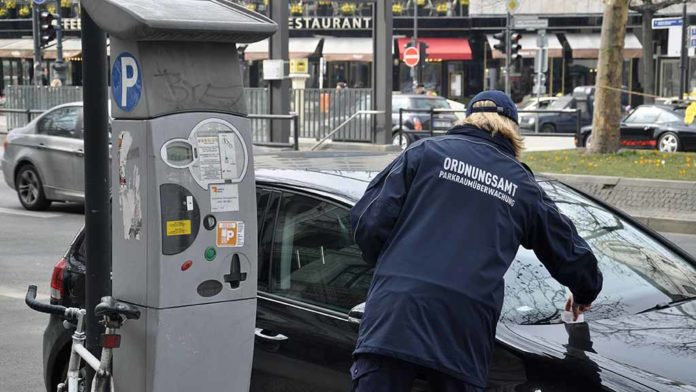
[577,104,696,152]
[43,152,696,391]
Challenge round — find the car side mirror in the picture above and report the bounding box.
[348,302,365,325]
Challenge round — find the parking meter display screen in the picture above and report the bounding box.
[166,143,194,165]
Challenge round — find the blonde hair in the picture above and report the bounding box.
[460,100,524,158]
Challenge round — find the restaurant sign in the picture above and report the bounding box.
[289,17,372,30]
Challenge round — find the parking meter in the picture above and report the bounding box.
[81,1,276,390]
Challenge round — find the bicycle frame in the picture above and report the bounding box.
[58,308,115,392]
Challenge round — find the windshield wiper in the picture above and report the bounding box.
[637,296,696,314]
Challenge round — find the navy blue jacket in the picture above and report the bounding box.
[351,125,603,388]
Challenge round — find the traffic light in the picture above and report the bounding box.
[418,41,429,64]
[39,11,57,47]
[493,31,506,53]
[510,33,522,60]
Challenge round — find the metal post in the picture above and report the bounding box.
[269,1,290,143]
[505,11,511,95]
[429,109,434,137]
[293,113,299,151]
[53,0,65,85]
[80,8,110,388]
[372,0,392,144]
[680,0,688,100]
[411,1,418,89]
[32,3,43,86]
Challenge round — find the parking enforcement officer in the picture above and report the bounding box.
[350,90,603,392]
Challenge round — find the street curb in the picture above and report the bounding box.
[542,172,696,235]
[631,216,696,235]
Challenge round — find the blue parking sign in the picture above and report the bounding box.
[111,53,142,112]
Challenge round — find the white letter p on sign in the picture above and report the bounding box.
[121,56,138,107]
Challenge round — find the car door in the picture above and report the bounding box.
[620,106,661,148]
[34,106,84,196]
[251,189,372,392]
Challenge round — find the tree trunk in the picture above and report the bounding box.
[588,0,629,154]
[642,9,655,104]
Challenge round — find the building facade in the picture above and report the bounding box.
[240,0,696,104]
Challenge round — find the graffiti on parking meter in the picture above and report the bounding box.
[152,68,244,108]
[685,102,696,125]
[112,53,142,112]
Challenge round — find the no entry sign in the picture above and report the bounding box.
[403,46,420,67]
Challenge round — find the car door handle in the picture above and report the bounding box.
[37,143,46,150]
[73,149,84,157]
[255,328,288,342]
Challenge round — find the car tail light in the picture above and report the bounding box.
[413,117,423,131]
[50,257,67,301]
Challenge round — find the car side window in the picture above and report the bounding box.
[37,106,83,139]
[269,192,373,313]
[624,106,660,124]
[257,188,280,292]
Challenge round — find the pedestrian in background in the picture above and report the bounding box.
[350,90,603,391]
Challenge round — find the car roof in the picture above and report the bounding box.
[255,151,398,202]
[254,151,548,203]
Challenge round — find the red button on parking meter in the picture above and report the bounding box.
[181,260,193,271]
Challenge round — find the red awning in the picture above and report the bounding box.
[397,38,472,61]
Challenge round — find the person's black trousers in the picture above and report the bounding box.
[351,354,483,392]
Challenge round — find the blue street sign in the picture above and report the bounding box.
[111,52,142,112]
[33,0,46,5]
[652,17,683,29]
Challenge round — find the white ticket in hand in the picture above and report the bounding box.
[561,310,584,323]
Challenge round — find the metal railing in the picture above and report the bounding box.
[5,86,82,129]
[311,110,383,151]
[398,108,466,139]
[248,113,299,151]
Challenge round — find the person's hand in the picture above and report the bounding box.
[565,294,591,322]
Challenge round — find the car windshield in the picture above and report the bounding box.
[547,96,573,110]
[501,181,696,325]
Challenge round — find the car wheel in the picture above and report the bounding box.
[15,164,51,210]
[657,132,680,153]
[541,123,556,133]
[584,134,593,149]
[392,131,409,150]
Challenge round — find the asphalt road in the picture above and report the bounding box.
[0,174,694,392]
[0,180,83,392]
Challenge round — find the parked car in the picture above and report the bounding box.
[1,102,87,210]
[518,95,591,133]
[391,94,459,148]
[42,152,696,392]
[1,102,282,211]
[517,96,557,111]
[577,104,696,152]
[347,94,459,149]
[446,99,467,122]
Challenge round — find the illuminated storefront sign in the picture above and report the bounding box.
[289,17,372,30]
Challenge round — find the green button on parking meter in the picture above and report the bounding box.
[204,247,216,262]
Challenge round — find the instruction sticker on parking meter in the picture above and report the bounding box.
[218,133,238,180]
[216,221,245,247]
[210,184,239,212]
[197,136,222,181]
[167,220,192,236]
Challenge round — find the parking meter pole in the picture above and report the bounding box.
[79,8,110,389]
[32,3,42,86]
